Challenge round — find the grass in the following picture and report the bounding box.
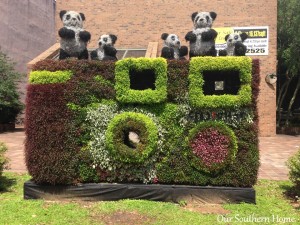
[0,172,299,225]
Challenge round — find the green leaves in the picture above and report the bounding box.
[29,70,73,84]
[26,58,259,186]
[105,112,159,163]
[0,51,23,123]
[115,58,168,104]
[188,56,252,109]
[188,121,238,173]
[278,0,300,77]
[0,142,8,176]
[287,149,300,188]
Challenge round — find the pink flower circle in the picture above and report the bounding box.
[190,128,230,168]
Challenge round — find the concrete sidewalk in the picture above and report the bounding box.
[1,127,300,180]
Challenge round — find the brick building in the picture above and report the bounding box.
[55,0,277,136]
[0,0,56,72]
[0,0,56,103]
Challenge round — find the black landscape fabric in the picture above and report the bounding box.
[24,181,256,204]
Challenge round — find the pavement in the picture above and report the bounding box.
[0,127,300,180]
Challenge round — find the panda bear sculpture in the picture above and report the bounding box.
[91,34,118,61]
[185,12,218,57]
[58,10,91,60]
[160,33,188,60]
[219,32,248,56]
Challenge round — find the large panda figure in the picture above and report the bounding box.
[160,33,188,60]
[58,10,91,60]
[90,34,118,61]
[219,32,248,56]
[185,12,218,58]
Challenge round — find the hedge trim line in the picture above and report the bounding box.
[188,121,238,173]
[188,56,252,109]
[29,70,73,84]
[105,112,159,163]
[115,58,168,104]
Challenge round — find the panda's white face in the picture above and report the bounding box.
[98,34,113,47]
[193,12,214,29]
[62,11,83,28]
[226,33,242,47]
[164,34,181,48]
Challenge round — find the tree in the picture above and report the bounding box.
[0,50,23,124]
[277,0,300,126]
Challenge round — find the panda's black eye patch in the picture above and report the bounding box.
[206,16,209,21]
[66,15,71,20]
[171,36,175,41]
[195,16,199,22]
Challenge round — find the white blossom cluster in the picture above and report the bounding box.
[85,103,166,183]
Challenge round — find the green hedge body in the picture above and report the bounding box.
[0,51,24,124]
[25,58,260,187]
[287,149,300,188]
[188,121,238,173]
[105,112,159,163]
[29,70,73,84]
[0,142,8,176]
[25,84,79,184]
[115,58,168,104]
[189,57,252,109]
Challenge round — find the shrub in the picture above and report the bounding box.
[0,51,23,124]
[166,60,189,102]
[25,58,260,187]
[85,103,167,183]
[29,70,73,84]
[25,84,79,184]
[287,149,300,188]
[115,58,168,104]
[188,121,238,173]
[156,122,259,187]
[188,56,252,109]
[251,59,260,123]
[0,142,8,176]
[105,112,159,163]
[77,150,99,183]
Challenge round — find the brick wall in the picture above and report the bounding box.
[56,0,277,136]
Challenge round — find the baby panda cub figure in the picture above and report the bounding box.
[161,33,188,60]
[58,10,91,59]
[91,34,118,61]
[219,32,248,56]
[185,12,218,57]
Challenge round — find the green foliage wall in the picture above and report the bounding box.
[0,142,8,177]
[115,58,167,104]
[189,57,252,109]
[0,51,23,124]
[25,57,260,187]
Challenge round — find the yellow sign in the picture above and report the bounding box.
[214,26,269,55]
[214,27,234,44]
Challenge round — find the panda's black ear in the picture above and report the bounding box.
[59,10,67,20]
[225,34,230,41]
[110,34,118,44]
[209,12,217,20]
[240,32,248,42]
[191,12,198,22]
[79,13,86,21]
[161,33,169,40]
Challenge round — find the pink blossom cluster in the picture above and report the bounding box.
[190,128,230,167]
